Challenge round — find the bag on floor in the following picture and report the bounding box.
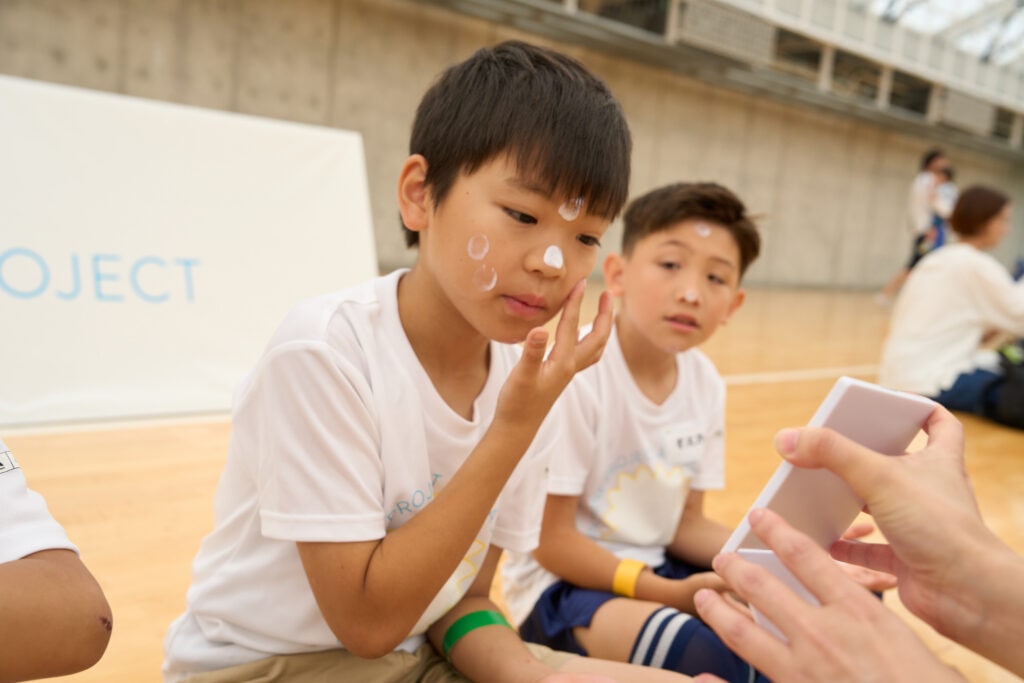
[992,350,1024,429]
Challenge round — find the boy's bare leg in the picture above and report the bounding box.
[559,654,691,681]
[570,598,663,662]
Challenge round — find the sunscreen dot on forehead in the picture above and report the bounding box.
[558,197,584,222]
[695,222,712,238]
[473,263,498,292]
[467,234,489,260]
[683,289,699,303]
[543,245,564,269]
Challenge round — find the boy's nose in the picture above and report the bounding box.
[676,278,702,304]
[529,243,566,277]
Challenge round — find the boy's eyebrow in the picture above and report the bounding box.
[660,238,738,271]
[505,175,553,198]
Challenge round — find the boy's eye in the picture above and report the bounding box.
[708,273,727,285]
[503,208,537,225]
[577,234,601,248]
[659,261,680,271]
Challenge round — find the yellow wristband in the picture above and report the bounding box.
[612,558,646,598]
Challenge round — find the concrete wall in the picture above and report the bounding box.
[2,0,1021,287]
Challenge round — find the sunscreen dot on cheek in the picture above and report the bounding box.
[473,263,498,292]
[543,245,564,269]
[695,222,712,238]
[558,198,584,222]
[467,234,489,260]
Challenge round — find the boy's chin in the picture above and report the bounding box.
[482,318,553,346]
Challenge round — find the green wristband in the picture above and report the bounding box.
[441,609,512,660]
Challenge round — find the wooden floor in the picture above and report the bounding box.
[7,287,1024,682]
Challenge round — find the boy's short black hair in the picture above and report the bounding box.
[621,182,761,277]
[403,40,632,247]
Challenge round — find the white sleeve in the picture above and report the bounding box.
[969,257,1024,337]
[490,404,562,554]
[547,376,599,496]
[249,341,387,543]
[0,441,77,562]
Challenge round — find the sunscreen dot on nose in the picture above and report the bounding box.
[473,263,498,292]
[543,245,564,269]
[467,234,489,260]
[683,289,699,303]
[558,198,584,222]
[695,222,712,238]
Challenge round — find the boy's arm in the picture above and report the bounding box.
[0,549,112,682]
[298,285,614,658]
[666,492,731,567]
[535,495,726,615]
[426,546,557,682]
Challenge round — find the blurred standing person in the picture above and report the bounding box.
[877,148,951,304]
[928,166,958,251]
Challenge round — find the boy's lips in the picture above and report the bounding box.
[666,313,700,331]
[502,293,548,319]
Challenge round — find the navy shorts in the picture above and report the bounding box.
[519,555,706,656]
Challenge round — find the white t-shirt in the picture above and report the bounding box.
[908,171,937,235]
[501,323,726,626]
[163,270,554,681]
[0,437,77,563]
[880,243,1024,396]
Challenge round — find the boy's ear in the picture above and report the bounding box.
[602,253,626,297]
[397,154,431,234]
[720,288,746,325]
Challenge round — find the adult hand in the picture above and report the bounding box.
[772,406,999,640]
[750,406,1024,677]
[692,509,967,683]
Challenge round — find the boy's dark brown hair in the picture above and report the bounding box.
[621,182,761,277]
[403,40,632,247]
[950,185,1009,238]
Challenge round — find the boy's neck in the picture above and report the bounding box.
[396,267,491,418]
[614,314,679,405]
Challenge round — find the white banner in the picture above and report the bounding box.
[0,76,378,427]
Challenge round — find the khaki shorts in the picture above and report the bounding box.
[185,642,575,683]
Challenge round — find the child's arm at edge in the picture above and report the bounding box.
[0,549,112,683]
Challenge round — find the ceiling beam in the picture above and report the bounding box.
[936,0,1019,40]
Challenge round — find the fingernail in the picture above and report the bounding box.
[774,428,799,456]
[693,589,711,609]
[749,508,765,525]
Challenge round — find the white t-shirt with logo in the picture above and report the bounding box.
[0,437,78,563]
[502,323,726,626]
[163,270,554,681]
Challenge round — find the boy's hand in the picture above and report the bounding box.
[497,281,612,426]
[668,571,731,614]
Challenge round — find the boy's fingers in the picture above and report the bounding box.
[573,291,613,371]
[517,328,549,374]
[547,280,586,365]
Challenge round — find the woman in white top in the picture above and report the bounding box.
[880,185,1024,429]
